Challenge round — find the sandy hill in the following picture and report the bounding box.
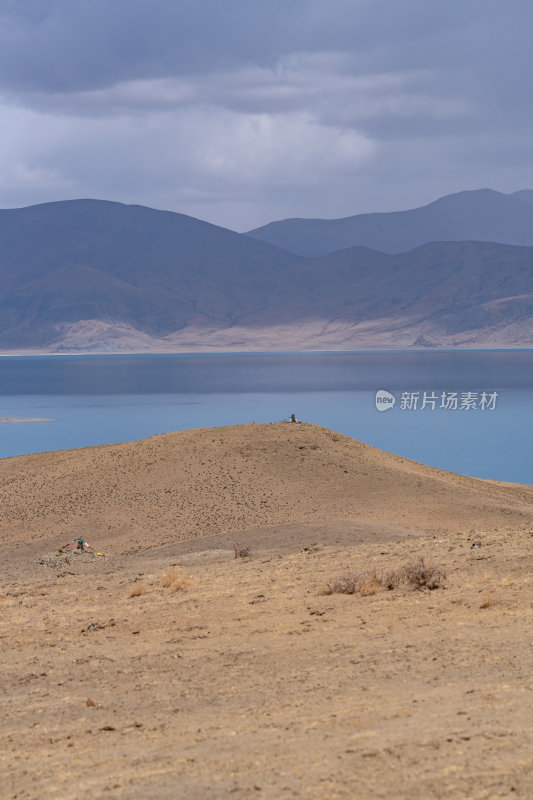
[3,423,533,798]
[1,422,532,554]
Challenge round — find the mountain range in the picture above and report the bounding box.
[1,190,533,352]
[247,188,533,256]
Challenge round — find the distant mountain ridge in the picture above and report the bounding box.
[1,196,533,352]
[246,189,533,256]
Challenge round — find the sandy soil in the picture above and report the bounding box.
[1,423,533,798]
[1,422,533,554]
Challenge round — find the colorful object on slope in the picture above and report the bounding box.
[58,536,103,556]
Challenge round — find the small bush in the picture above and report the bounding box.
[382,570,401,590]
[358,572,382,597]
[322,571,383,596]
[402,558,446,590]
[233,543,251,559]
[322,557,445,596]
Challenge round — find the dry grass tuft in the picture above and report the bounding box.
[160,570,174,588]
[161,568,192,593]
[128,583,147,598]
[322,557,446,596]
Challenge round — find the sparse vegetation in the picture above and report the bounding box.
[128,583,147,598]
[321,557,446,596]
[358,571,383,596]
[402,557,446,590]
[323,576,359,595]
[233,542,251,559]
[161,568,191,593]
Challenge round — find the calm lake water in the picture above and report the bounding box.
[0,351,532,483]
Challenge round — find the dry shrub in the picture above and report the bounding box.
[402,557,446,590]
[322,571,384,596]
[358,571,382,597]
[161,568,191,593]
[128,583,146,598]
[322,557,445,596]
[323,576,359,595]
[233,543,251,559]
[382,570,402,590]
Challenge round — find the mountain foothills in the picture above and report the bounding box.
[1,193,533,352]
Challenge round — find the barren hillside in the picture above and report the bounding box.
[1,422,532,554]
[2,424,533,798]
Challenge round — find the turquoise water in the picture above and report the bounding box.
[0,351,531,483]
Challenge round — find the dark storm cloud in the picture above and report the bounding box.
[0,0,512,94]
[0,0,532,229]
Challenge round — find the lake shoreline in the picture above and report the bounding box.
[1,344,533,359]
[0,417,55,424]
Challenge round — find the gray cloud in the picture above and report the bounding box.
[0,1,505,93]
[0,0,532,229]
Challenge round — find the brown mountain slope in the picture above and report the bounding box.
[1,423,532,553]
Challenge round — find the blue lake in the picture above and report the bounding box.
[0,351,532,483]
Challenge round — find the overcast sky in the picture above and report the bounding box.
[0,0,532,230]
